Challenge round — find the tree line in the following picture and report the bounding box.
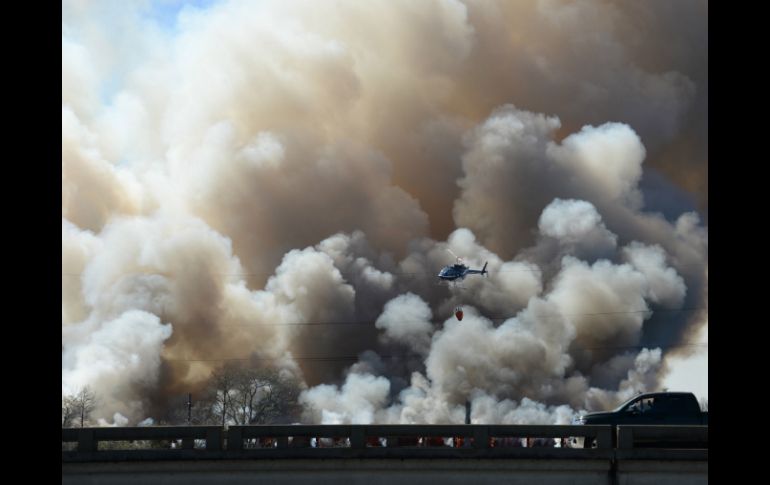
[62,364,303,427]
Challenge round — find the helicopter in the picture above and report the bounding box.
[437,249,488,283]
[437,249,488,321]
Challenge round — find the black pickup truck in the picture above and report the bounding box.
[572,391,708,447]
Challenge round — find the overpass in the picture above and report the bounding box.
[62,424,707,484]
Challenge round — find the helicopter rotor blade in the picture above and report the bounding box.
[446,248,464,264]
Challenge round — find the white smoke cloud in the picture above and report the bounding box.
[62,310,173,421]
[454,105,653,258]
[381,371,467,424]
[376,293,434,355]
[138,417,155,427]
[422,312,568,404]
[63,210,362,417]
[622,347,664,392]
[315,231,398,320]
[99,412,130,427]
[538,198,618,258]
[470,395,575,425]
[62,219,102,326]
[62,107,143,232]
[622,242,686,307]
[548,123,646,207]
[298,208,688,422]
[62,0,706,424]
[299,372,391,424]
[265,247,355,322]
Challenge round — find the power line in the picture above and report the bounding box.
[208,307,706,327]
[484,306,705,321]
[59,307,706,330]
[166,355,391,363]
[164,342,707,363]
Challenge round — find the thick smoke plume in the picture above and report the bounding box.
[62,0,707,424]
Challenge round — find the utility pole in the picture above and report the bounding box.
[187,393,192,425]
[465,400,471,424]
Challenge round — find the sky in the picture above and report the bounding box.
[62,0,707,424]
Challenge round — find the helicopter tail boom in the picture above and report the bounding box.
[464,261,489,276]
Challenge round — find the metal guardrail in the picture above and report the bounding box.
[62,424,707,461]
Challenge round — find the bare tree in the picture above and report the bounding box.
[256,369,302,424]
[210,362,239,427]
[229,367,302,425]
[72,386,97,428]
[62,395,77,428]
[200,364,304,426]
[190,391,220,425]
[229,367,262,425]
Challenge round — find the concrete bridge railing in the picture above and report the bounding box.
[63,425,708,485]
[62,424,707,461]
[617,425,708,449]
